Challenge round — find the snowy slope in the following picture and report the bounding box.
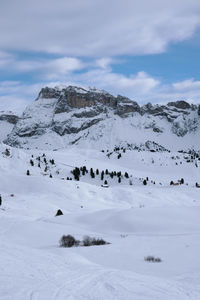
[0,144,200,299]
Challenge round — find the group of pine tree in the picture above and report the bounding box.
[26,153,55,177]
[71,166,130,185]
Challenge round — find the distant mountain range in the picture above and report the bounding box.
[2,85,200,151]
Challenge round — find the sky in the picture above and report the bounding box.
[1,0,200,113]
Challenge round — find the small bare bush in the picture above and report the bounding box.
[82,235,108,246]
[144,256,162,263]
[59,235,109,248]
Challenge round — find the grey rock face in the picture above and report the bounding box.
[0,113,19,124]
[36,87,61,100]
[167,101,191,109]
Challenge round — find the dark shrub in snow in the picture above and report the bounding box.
[59,235,79,247]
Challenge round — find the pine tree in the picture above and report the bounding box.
[96,169,99,175]
[49,174,52,178]
[124,172,129,178]
[72,167,80,180]
[0,195,2,206]
[30,159,34,166]
[180,178,184,184]
[143,179,147,185]
[90,168,93,177]
[104,180,108,185]
[118,177,121,183]
[26,170,30,176]
[105,169,109,175]
[101,171,104,180]
[117,153,121,159]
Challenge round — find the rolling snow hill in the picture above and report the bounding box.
[0,143,200,299]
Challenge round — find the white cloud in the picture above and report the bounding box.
[173,78,200,91]
[0,56,85,80]
[0,0,199,56]
[71,69,160,97]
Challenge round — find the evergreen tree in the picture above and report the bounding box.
[104,180,108,185]
[180,178,184,184]
[118,177,121,183]
[101,171,104,180]
[124,172,129,178]
[143,179,147,185]
[4,148,10,156]
[105,169,109,175]
[72,167,80,181]
[96,169,99,175]
[26,170,30,176]
[90,168,93,177]
[30,159,34,166]
[49,174,52,178]
[0,195,2,206]
[117,153,122,159]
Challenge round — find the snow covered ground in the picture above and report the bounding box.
[0,144,200,299]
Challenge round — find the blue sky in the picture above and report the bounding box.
[0,0,200,113]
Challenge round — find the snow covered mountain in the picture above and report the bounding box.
[1,88,200,299]
[4,85,200,150]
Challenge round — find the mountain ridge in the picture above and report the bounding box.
[4,85,200,150]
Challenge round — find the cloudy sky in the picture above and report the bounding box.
[1,0,200,113]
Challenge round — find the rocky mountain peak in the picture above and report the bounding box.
[167,100,191,110]
[4,85,200,150]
